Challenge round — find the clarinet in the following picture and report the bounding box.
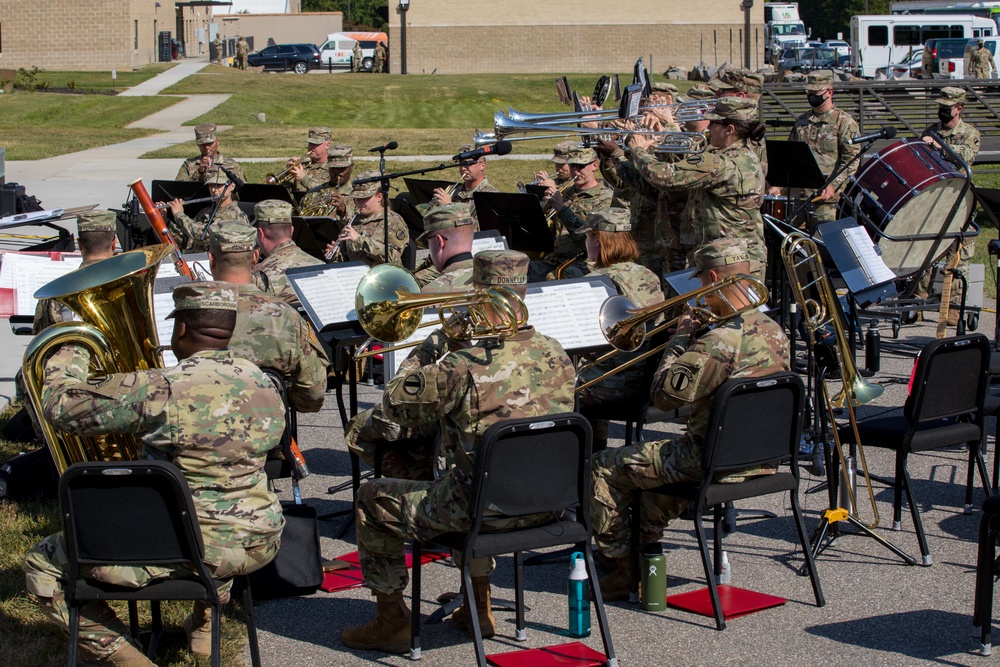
[325,212,360,261]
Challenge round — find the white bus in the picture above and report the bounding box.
[851,13,995,77]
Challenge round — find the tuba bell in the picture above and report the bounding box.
[21,244,173,473]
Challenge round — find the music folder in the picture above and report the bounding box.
[292,216,341,262]
[816,218,899,307]
[473,191,554,254]
[403,178,455,206]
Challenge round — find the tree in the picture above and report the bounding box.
[799,0,890,42]
[302,0,388,30]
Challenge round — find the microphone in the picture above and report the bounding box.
[220,166,245,190]
[849,126,897,145]
[369,141,399,153]
[452,141,513,162]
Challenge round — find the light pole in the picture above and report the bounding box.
[742,0,754,69]
[398,0,409,75]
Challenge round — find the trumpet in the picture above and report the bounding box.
[575,275,768,393]
[506,99,715,126]
[266,154,311,186]
[494,113,709,155]
[354,264,527,359]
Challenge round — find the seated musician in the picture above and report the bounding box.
[297,144,356,221]
[590,238,789,600]
[413,203,476,291]
[208,221,329,413]
[536,140,576,192]
[428,144,499,228]
[287,126,333,192]
[324,171,409,267]
[251,199,324,309]
[23,282,285,666]
[576,208,664,451]
[341,251,576,653]
[527,145,615,281]
[163,168,249,253]
[175,122,245,184]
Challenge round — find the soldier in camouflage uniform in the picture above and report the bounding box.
[597,136,662,275]
[921,87,983,322]
[352,41,363,72]
[341,251,576,654]
[23,282,285,666]
[374,41,387,73]
[429,144,500,229]
[175,122,245,184]
[208,222,328,413]
[417,203,476,292]
[770,70,860,227]
[164,168,249,253]
[287,127,333,192]
[528,145,615,281]
[628,97,768,281]
[590,238,790,600]
[325,170,409,267]
[710,67,768,177]
[297,144,356,221]
[969,39,996,78]
[236,36,249,70]
[576,209,664,449]
[251,199,324,309]
[32,211,118,334]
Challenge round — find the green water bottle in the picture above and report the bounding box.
[641,542,667,611]
[568,551,591,638]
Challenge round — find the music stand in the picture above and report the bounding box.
[403,178,455,206]
[149,180,211,219]
[291,216,341,262]
[473,192,553,254]
[237,183,295,206]
[390,196,426,241]
[765,140,826,193]
[524,183,549,201]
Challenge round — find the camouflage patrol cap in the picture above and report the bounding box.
[937,86,967,107]
[805,69,835,91]
[582,208,631,233]
[564,145,599,165]
[349,171,381,199]
[704,97,759,122]
[693,237,749,271]
[418,203,474,240]
[209,221,257,253]
[473,250,530,298]
[76,210,117,233]
[686,85,715,101]
[166,281,238,319]
[253,199,293,226]
[203,168,229,185]
[327,144,354,168]
[551,140,578,164]
[710,67,764,95]
[651,81,680,94]
[307,126,333,145]
[194,123,217,145]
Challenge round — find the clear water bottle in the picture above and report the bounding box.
[719,550,732,585]
[568,551,591,638]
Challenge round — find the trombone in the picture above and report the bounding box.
[575,275,769,393]
[266,154,311,186]
[506,99,715,125]
[493,113,709,155]
[353,264,528,360]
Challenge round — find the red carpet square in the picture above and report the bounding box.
[486,641,607,667]
[321,549,449,593]
[667,584,786,620]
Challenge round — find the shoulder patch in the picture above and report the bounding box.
[666,363,696,394]
[686,155,704,166]
[402,372,425,396]
[395,228,407,241]
[85,374,128,398]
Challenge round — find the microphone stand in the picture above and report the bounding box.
[199,167,243,242]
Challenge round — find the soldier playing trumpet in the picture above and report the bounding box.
[287,127,333,192]
[175,123,245,184]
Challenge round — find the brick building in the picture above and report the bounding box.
[387,0,766,74]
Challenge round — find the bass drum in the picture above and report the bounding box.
[838,138,974,276]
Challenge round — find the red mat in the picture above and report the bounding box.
[320,549,448,592]
[486,641,607,667]
[667,584,786,620]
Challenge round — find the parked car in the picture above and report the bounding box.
[824,40,851,58]
[247,43,322,74]
[934,37,976,78]
[920,38,971,80]
[821,54,852,70]
[876,50,923,78]
[778,46,837,73]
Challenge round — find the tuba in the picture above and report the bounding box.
[22,244,172,473]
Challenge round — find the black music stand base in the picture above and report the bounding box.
[805,508,919,571]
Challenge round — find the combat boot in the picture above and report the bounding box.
[341,591,411,654]
[182,600,215,658]
[80,641,156,667]
[451,576,496,638]
[597,557,633,602]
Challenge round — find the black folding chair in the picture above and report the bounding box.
[60,461,261,667]
[974,493,1000,655]
[845,334,992,565]
[409,413,618,667]
[629,372,825,630]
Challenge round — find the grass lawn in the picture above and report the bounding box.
[21,63,178,93]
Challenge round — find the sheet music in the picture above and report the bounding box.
[472,232,508,254]
[0,208,65,224]
[152,292,178,367]
[843,225,896,285]
[0,253,83,316]
[387,311,440,378]
[157,252,209,280]
[288,263,370,330]
[524,279,615,352]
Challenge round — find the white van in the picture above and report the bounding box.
[319,31,388,70]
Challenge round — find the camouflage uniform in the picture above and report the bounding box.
[236,37,249,70]
[709,67,768,177]
[292,127,333,193]
[600,147,662,274]
[352,42,362,72]
[213,36,223,65]
[970,43,996,78]
[175,123,245,184]
[170,201,248,253]
[298,144,356,220]
[590,240,790,557]
[374,42,386,73]
[788,71,860,224]
[333,170,409,267]
[251,200,324,309]
[442,174,499,231]
[23,282,285,660]
[355,251,576,594]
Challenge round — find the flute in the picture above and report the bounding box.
[155,195,219,210]
[325,212,360,261]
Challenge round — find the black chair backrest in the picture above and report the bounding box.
[60,461,204,568]
[905,334,990,423]
[470,413,591,523]
[702,372,805,475]
[402,238,417,271]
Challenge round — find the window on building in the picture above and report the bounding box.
[869,26,889,46]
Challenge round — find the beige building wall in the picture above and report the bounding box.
[215,12,343,50]
[387,0,767,74]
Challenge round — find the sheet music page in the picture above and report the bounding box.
[0,253,83,315]
[290,264,370,329]
[471,233,508,254]
[387,311,440,378]
[152,292,178,367]
[524,281,612,352]
[843,225,896,285]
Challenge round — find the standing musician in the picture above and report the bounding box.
[298,144,356,220]
[768,70,859,227]
[627,97,768,281]
[208,222,329,413]
[429,144,499,227]
[710,67,767,176]
[920,86,982,325]
[23,282,285,666]
[527,145,615,281]
[175,122,245,184]
[324,171,409,267]
[287,127,333,192]
[576,209,664,451]
[163,168,249,253]
[252,199,324,309]
[590,238,790,600]
[341,251,576,653]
